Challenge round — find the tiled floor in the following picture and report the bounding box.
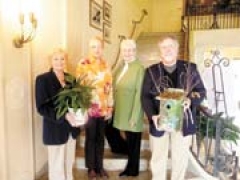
[37,169,151,180]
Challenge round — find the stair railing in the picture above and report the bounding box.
[190,50,239,180]
[111,9,148,72]
[193,106,239,180]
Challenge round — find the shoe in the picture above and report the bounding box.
[88,169,97,180]
[128,173,139,177]
[99,169,109,179]
[119,171,128,177]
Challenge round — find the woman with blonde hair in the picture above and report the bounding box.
[76,37,113,180]
[35,48,81,180]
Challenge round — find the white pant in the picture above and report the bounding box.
[47,136,76,180]
[149,132,191,180]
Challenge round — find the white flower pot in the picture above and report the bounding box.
[68,108,87,126]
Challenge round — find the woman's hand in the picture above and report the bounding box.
[65,112,78,127]
[129,119,136,128]
[104,112,112,121]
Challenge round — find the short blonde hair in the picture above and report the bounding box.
[120,39,136,50]
[49,48,68,61]
[89,36,104,48]
[48,48,68,71]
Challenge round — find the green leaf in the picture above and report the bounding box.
[197,111,240,145]
[54,73,93,120]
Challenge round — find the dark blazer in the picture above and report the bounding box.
[141,60,206,137]
[35,69,80,145]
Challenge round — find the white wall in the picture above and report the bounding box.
[190,29,240,156]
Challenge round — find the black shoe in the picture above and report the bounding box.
[119,171,128,177]
[88,169,97,180]
[99,169,109,179]
[128,173,139,177]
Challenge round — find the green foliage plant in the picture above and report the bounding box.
[54,73,93,119]
[197,112,240,145]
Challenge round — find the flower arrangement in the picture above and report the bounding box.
[54,73,93,120]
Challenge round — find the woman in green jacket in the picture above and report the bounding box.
[113,39,145,177]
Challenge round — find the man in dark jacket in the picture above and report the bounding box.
[141,35,206,180]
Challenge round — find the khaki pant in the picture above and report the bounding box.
[47,136,76,180]
[149,132,191,180]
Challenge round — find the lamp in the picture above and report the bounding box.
[13,12,37,48]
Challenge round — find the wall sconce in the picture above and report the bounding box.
[13,12,37,48]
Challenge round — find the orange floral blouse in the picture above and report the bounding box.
[76,55,113,118]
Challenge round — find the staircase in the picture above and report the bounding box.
[74,122,219,180]
[75,123,150,171]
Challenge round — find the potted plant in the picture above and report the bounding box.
[54,73,93,126]
[197,111,240,146]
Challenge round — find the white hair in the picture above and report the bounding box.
[120,39,136,50]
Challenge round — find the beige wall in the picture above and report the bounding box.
[66,0,151,71]
[0,0,34,179]
[151,0,184,32]
[0,12,7,180]
[0,0,66,179]
[31,0,66,177]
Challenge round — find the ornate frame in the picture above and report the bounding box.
[89,0,103,31]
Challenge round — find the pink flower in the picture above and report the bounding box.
[88,103,102,117]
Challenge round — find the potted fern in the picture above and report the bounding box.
[197,111,240,145]
[54,73,93,126]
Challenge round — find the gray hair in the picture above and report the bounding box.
[158,35,179,48]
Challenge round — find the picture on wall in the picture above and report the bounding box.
[103,22,111,43]
[89,0,103,31]
[103,0,112,24]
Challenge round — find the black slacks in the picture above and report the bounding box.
[85,116,106,171]
[124,131,142,176]
[105,119,128,155]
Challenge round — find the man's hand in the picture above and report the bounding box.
[152,115,162,131]
[183,97,191,111]
[152,115,175,133]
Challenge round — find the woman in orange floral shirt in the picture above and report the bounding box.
[76,37,113,180]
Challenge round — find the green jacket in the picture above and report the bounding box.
[113,60,145,132]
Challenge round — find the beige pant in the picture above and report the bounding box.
[149,132,191,180]
[47,136,76,180]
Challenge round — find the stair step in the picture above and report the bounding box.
[37,169,201,180]
[78,136,150,150]
[75,148,150,171]
[75,157,149,171]
[75,148,151,159]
